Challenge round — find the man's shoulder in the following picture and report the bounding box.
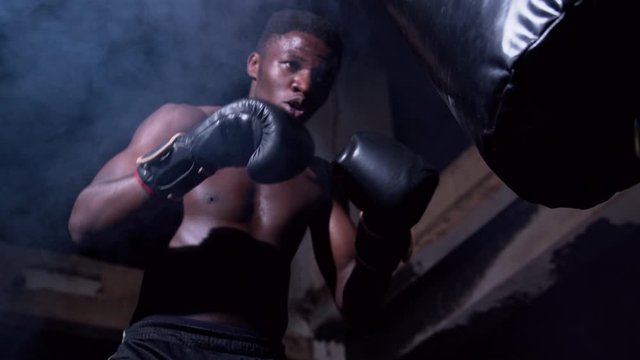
[196,105,221,116]
[154,103,219,118]
[143,103,219,130]
[129,104,219,144]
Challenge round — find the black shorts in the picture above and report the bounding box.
[108,316,285,360]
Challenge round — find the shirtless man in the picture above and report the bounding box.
[69,10,438,360]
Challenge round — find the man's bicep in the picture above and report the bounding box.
[328,202,357,271]
[310,200,357,295]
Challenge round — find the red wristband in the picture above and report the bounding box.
[134,169,155,196]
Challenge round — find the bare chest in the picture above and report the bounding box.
[179,167,327,247]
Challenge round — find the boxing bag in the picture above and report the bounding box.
[382,0,640,208]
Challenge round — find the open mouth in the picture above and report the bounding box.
[284,99,305,118]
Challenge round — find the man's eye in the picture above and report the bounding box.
[281,61,300,71]
[314,73,327,84]
[313,70,333,85]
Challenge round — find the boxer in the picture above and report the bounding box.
[69,10,438,360]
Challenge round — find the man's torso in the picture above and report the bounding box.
[132,103,333,338]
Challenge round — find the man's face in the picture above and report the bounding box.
[247,31,339,123]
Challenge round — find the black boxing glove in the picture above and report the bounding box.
[136,98,314,199]
[333,132,439,272]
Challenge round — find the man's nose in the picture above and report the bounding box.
[291,70,311,93]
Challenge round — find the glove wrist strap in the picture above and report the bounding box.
[135,133,209,200]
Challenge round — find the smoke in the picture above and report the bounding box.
[0,0,340,252]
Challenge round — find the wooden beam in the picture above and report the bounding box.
[0,243,142,334]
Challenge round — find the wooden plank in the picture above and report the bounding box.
[0,243,142,332]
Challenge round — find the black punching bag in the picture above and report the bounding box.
[383,0,640,208]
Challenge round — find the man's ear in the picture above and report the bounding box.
[247,52,260,79]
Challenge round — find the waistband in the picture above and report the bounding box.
[124,315,285,359]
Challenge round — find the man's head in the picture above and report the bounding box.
[247,10,342,123]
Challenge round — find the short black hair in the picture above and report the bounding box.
[257,10,342,65]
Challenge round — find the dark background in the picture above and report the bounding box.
[0,0,466,257]
[7,1,638,360]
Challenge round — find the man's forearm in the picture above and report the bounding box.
[68,175,155,243]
